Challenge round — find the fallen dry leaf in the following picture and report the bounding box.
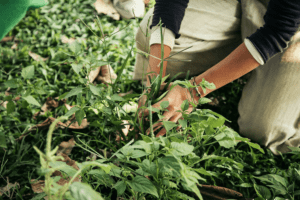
[0,178,19,197]
[33,97,66,119]
[0,36,23,43]
[57,138,76,155]
[61,35,76,44]
[11,43,18,49]
[197,184,243,200]
[88,64,118,86]
[88,66,101,83]
[93,0,120,20]
[116,120,138,144]
[28,51,49,62]
[118,89,133,97]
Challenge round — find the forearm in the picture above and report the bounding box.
[192,42,260,99]
[146,44,171,87]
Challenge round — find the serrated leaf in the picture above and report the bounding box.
[198,97,212,105]
[65,107,80,117]
[111,94,125,102]
[181,100,189,111]
[69,182,104,200]
[158,156,182,178]
[89,84,101,96]
[113,181,126,196]
[6,101,15,114]
[163,121,178,131]
[49,161,78,177]
[127,176,158,198]
[170,142,194,156]
[69,41,82,55]
[75,109,85,126]
[178,119,187,129]
[21,65,35,79]
[131,150,149,158]
[0,132,7,148]
[71,63,83,75]
[4,79,18,88]
[62,87,82,99]
[160,101,169,109]
[23,95,41,107]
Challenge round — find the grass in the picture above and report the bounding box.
[0,0,300,199]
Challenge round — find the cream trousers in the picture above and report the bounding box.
[133,0,300,155]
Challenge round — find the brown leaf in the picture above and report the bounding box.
[208,97,219,107]
[57,138,76,155]
[118,89,133,97]
[0,178,19,197]
[11,43,18,50]
[96,64,118,85]
[93,0,120,21]
[0,36,23,43]
[61,35,76,44]
[28,51,49,62]
[33,97,66,119]
[116,121,138,144]
[198,184,243,200]
[30,179,45,194]
[88,66,101,83]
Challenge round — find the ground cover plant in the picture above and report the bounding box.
[1,0,300,199]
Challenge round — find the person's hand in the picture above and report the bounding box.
[137,82,170,125]
[138,81,199,137]
[88,65,117,86]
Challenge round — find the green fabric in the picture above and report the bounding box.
[0,0,49,41]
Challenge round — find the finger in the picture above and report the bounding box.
[146,120,164,135]
[156,127,167,137]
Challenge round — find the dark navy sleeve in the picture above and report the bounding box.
[149,0,189,39]
[247,0,300,63]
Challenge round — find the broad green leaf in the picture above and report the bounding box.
[287,146,300,154]
[111,94,125,102]
[160,101,169,109]
[214,131,236,149]
[181,100,189,111]
[69,41,82,55]
[158,156,182,178]
[127,176,158,198]
[4,79,18,88]
[236,183,253,188]
[182,182,203,200]
[69,182,104,200]
[87,169,115,186]
[21,65,34,79]
[77,161,111,174]
[23,95,41,107]
[245,141,265,154]
[65,107,80,117]
[199,155,244,169]
[113,181,126,196]
[254,174,288,187]
[49,161,78,177]
[170,142,194,156]
[75,109,85,126]
[198,97,211,105]
[89,84,101,96]
[163,121,178,131]
[178,119,187,129]
[253,184,272,199]
[63,87,82,99]
[162,179,178,189]
[192,168,211,176]
[131,150,149,158]
[140,134,152,143]
[0,131,7,148]
[266,185,287,195]
[6,101,15,114]
[71,63,83,75]
[141,159,157,177]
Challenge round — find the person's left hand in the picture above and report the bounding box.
[138,82,199,137]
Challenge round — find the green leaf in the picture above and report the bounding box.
[49,161,78,177]
[75,109,85,126]
[163,121,178,132]
[178,119,187,129]
[23,95,41,107]
[266,185,287,195]
[71,63,83,75]
[160,101,169,109]
[127,176,158,198]
[254,174,287,187]
[245,141,265,154]
[253,184,272,199]
[170,142,194,156]
[69,182,104,200]
[63,87,82,99]
[6,101,15,114]
[89,84,101,96]
[69,41,82,55]
[158,156,182,178]
[65,107,80,117]
[4,79,18,88]
[131,150,149,158]
[87,169,115,186]
[192,168,211,176]
[181,100,189,111]
[0,131,7,148]
[113,181,126,196]
[162,179,178,189]
[236,183,253,188]
[198,97,212,105]
[111,94,125,102]
[21,65,35,79]
[141,159,157,177]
